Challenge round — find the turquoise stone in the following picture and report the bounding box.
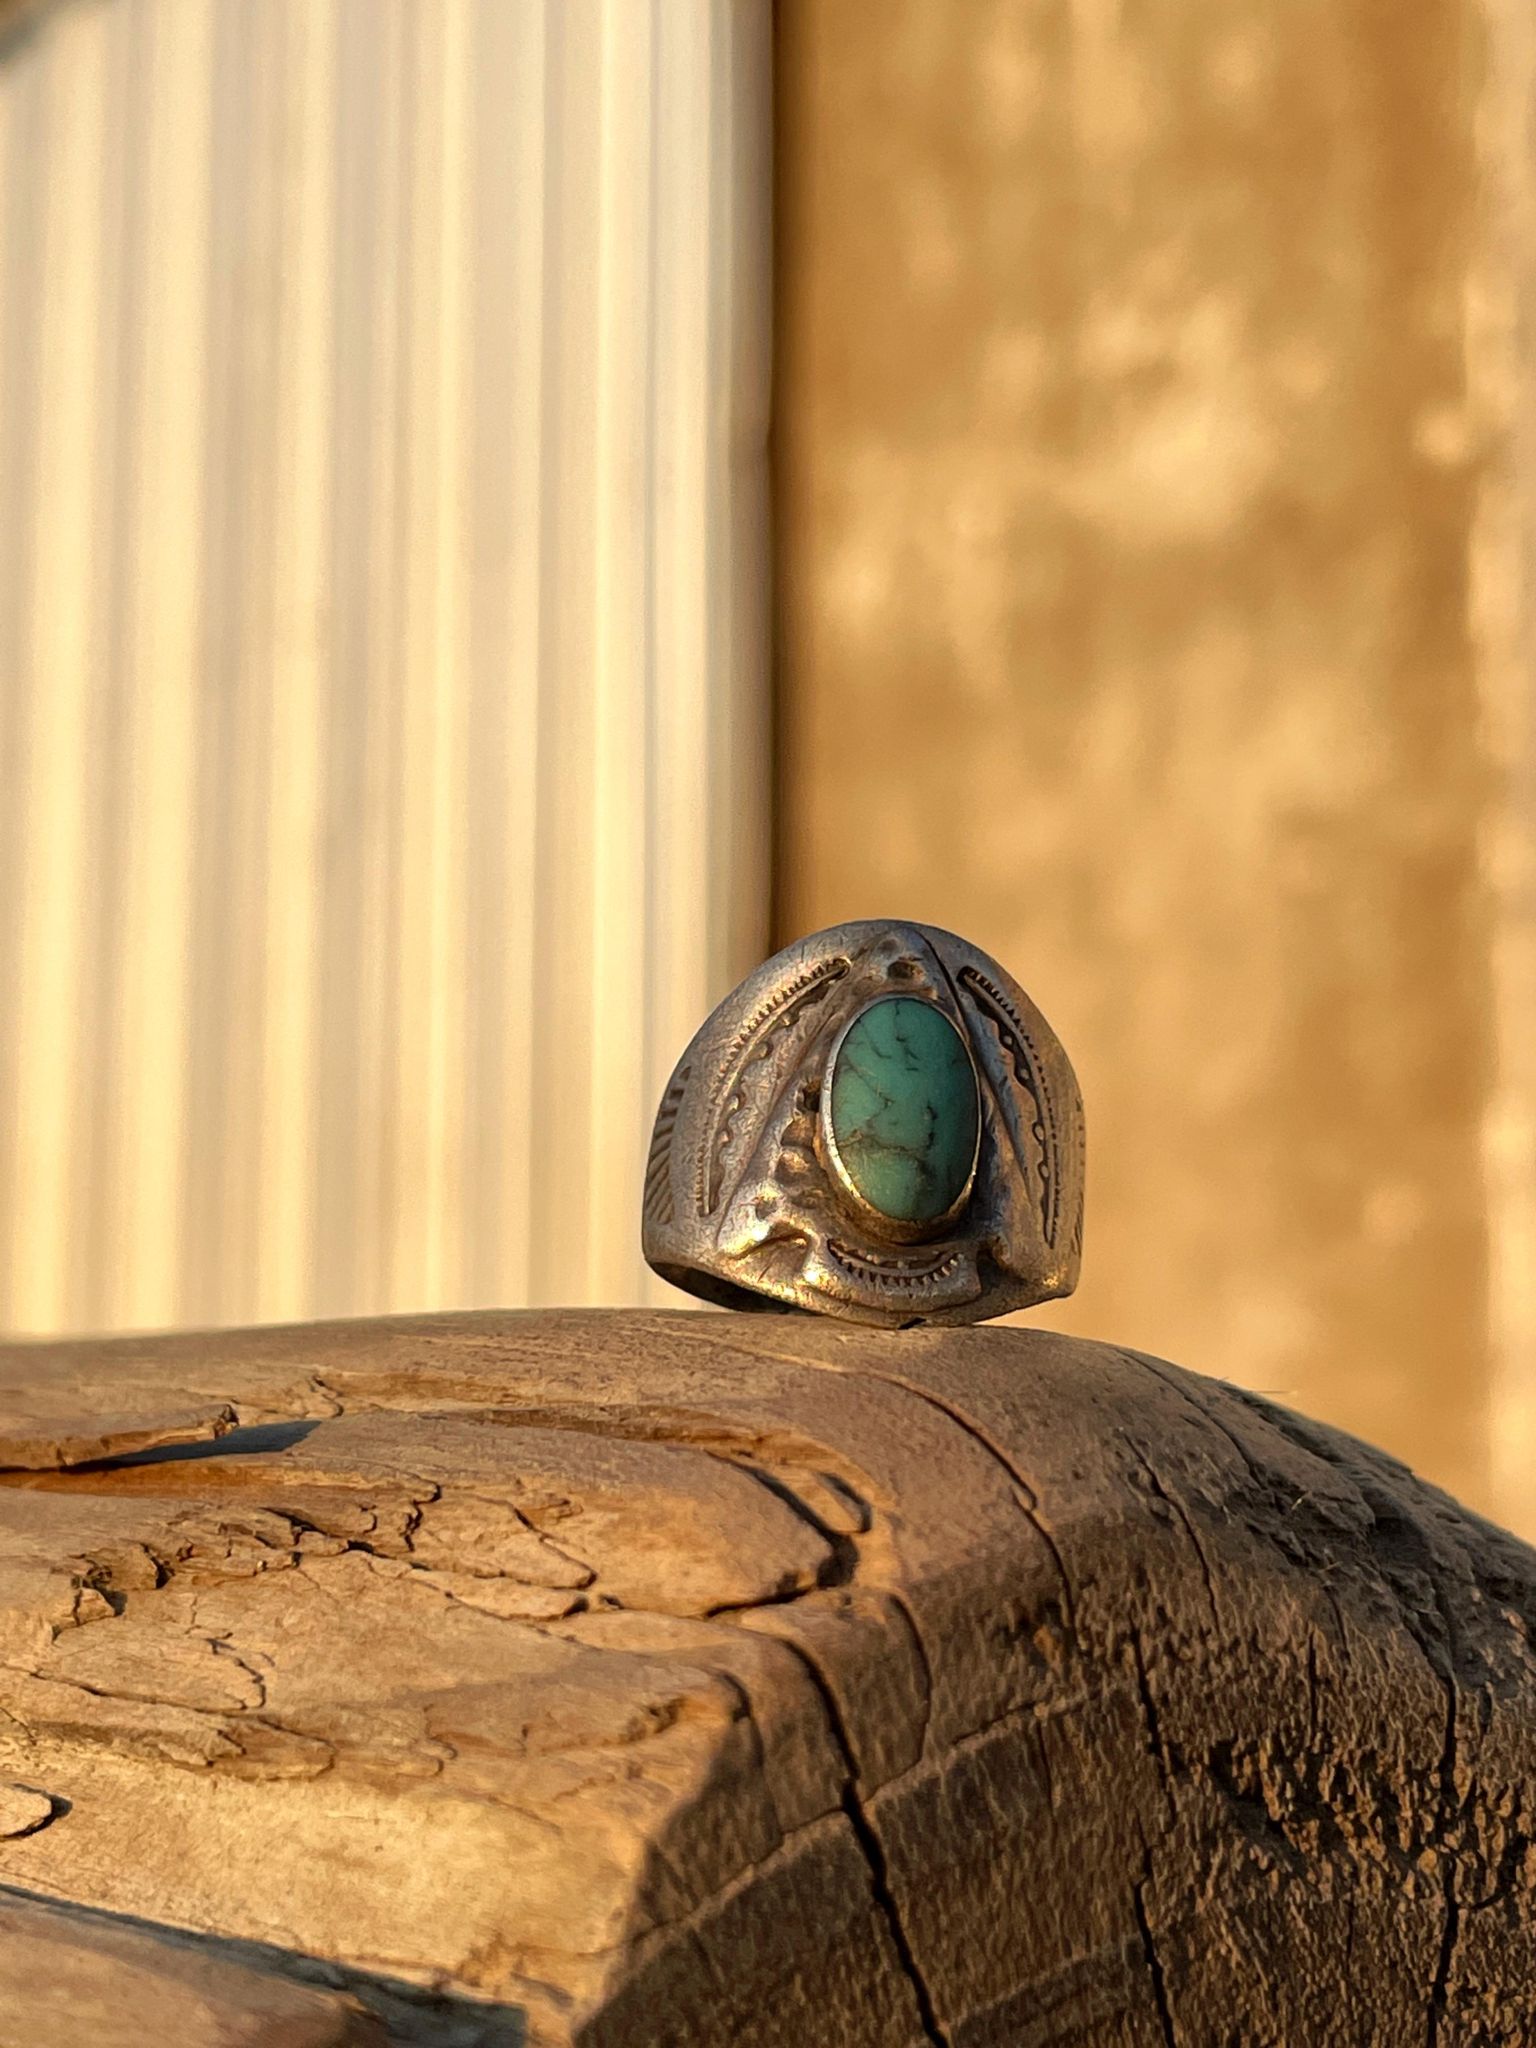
[827,997,978,1225]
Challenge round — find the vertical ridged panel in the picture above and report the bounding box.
[0,0,770,1334]
[1474,0,1536,1534]
[3,2,111,1332]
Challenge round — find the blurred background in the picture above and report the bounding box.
[0,0,1532,1538]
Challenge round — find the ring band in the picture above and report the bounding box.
[642,920,1084,1327]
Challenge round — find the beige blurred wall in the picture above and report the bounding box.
[0,0,771,1335]
[775,0,1536,1531]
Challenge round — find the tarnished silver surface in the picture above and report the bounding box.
[642,921,1085,1327]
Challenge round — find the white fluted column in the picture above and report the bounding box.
[0,0,771,1334]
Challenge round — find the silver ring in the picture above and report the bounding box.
[642,920,1084,1327]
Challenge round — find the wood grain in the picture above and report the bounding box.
[0,1309,1531,2043]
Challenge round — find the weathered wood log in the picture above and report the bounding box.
[0,1310,1531,2045]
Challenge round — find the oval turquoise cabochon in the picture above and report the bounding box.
[826,996,979,1225]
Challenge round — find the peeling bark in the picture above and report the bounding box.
[0,1311,1532,2044]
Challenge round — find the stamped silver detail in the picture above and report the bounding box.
[641,921,1085,1329]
